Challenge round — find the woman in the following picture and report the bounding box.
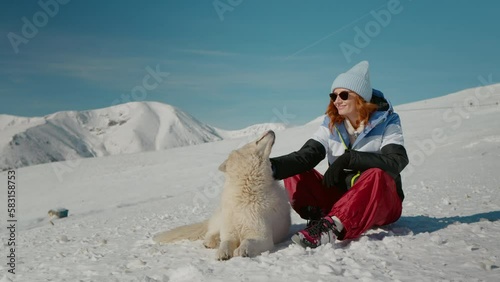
[270,61,409,248]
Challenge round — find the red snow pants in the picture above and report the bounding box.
[283,168,402,240]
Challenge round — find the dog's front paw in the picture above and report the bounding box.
[216,241,235,260]
[233,240,253,258]
[216,247,232,260]
[233,246,249,257]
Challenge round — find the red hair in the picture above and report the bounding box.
[326,94,378,133]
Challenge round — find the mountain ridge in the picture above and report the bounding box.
[0,101,287,170]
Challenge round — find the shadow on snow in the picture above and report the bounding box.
[393,210,500,235]
[278,210,500,247]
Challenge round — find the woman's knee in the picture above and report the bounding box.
[363,168,394,182]
[284,170,322,188]
[364,167,384,175]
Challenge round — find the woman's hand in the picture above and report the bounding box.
[322,152,351,188]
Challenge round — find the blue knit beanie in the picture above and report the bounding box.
[331,61,372,102]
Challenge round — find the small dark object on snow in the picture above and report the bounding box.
[48,208,69,218]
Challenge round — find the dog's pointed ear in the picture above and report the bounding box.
[218,159,227,172]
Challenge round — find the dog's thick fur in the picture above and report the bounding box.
[153,130,291,260]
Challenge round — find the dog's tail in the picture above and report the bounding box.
[153,220,208,243]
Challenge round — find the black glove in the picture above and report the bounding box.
[322,152,351,188]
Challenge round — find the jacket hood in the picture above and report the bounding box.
[371,89,393,113]
[366,89,394,128]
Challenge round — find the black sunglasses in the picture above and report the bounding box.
[329,91,350,101]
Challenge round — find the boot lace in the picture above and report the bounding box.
[306,218,338,237]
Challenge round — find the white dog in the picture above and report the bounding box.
[153,130,291,260]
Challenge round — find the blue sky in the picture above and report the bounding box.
[1,0,499,129]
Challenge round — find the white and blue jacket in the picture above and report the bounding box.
[271,90,409,200]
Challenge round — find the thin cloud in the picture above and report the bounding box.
[283,2,388,61]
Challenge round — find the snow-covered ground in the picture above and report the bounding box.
[1,84,499,281]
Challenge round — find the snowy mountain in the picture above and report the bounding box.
[1,84,499,281]
[0,102,286,170]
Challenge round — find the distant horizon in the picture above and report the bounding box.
[1,0,499,129]
[2,82,498,132]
